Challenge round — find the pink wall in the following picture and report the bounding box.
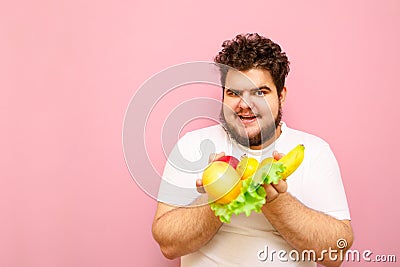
[1,0,399,266]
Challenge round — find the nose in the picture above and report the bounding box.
[238,92,254,109]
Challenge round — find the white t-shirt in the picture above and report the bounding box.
[158,122,351,267]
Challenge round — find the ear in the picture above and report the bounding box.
[279,87,287,106]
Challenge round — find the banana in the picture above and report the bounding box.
[278,144,305,180]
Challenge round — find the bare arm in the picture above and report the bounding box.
[152,195,222,259]
[262,191,353,267]
[261,152,354,267]
[152,152,226,259]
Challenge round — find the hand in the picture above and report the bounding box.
[263,151,288,203]
[196,152,226,194]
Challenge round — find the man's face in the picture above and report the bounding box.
[220,68,285,149]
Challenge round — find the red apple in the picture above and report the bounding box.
[216,155,240,169]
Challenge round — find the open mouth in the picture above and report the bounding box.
[238,114,258,124]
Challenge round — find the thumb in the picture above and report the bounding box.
[196,179,205,194]
[273,150,285,161]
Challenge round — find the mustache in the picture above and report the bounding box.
[236,113,260,117]
[234,109,260,117]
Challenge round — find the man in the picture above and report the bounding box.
[152,33,353,267]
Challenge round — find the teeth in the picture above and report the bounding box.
[239,115,256,120]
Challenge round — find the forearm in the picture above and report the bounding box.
[152,197,222,259]
[262,193,353,267]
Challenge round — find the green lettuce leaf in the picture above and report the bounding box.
[210,162,285,223]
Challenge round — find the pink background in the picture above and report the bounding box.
[1,0,399,266]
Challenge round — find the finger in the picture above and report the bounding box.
[271,180,287,193]
[208,153,216,163]
[264,184,279,202]
[196,179,206,194]
[208,152,225,163]
[214,152,225,161]
[273,150,285,161]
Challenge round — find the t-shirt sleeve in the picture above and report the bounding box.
[157,133,206,207]
[301,144,351,220]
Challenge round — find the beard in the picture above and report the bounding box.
[219,103,282,148]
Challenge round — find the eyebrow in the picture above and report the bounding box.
[224,85,272,93]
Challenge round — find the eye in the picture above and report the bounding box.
[255,89,269,96]
[225,89,239,97]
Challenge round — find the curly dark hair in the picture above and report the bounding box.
[214,33,290,96]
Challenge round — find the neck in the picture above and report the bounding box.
[250,124,282,150]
